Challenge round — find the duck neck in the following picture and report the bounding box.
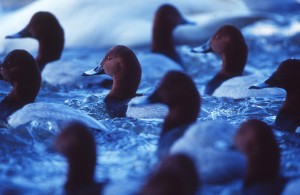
[152,25,179,63]
[244,149,280,187]
[282,92,300,114]
[220,50,246,77]
[205,72,232,95]
[7,76,41,106]
[65,155,96,190]
[107,74,140,100]
[162,104,198,134]
[36,37,64,71]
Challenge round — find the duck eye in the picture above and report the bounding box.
[106,56,111,60]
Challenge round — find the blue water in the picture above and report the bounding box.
[1,7,300,195]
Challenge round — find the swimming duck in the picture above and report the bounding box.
[0,49,104,130]
[192,25,248,95]
[0,49,40,125]
[191,24,286,98]
[150,4,193,64]
[82,45,142,117]
[139,153,199,195]
[233,119,284,195]
[55,121,105,194]
[250,59,300,132]
[143,71,200,158]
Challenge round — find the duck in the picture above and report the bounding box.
[82,45,142,118]
[0,49,105,130]
[249,59,300,132]
[139,153,199,195]
[143,71,200,159]
[191,24,248,95]
[150,4,194,65]
[0,0,268,51]
[135,3,192,87]
[232,119,284,195]
[191,24,285,98]
[55,121,105,195]
[5,11,110,88]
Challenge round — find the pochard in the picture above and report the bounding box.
[191,24,285,98]
[55,121,105,194]
[250,59,300,132]
[82,45,142,117]
[0,49,105,130]
[192,25,248,95]
[233,119,284,195]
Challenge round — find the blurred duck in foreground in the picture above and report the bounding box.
[55,121,105,195]
[233,119,284,195]
[139,153,199,195]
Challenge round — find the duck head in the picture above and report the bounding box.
[83,45,142,100]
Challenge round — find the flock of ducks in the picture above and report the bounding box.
[0,1,300,195]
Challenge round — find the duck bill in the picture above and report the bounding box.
[180,17,196,25]
[6,26,31,39]
[82,65,105,76]
[191,38,212,53]
[249,72,280,89]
